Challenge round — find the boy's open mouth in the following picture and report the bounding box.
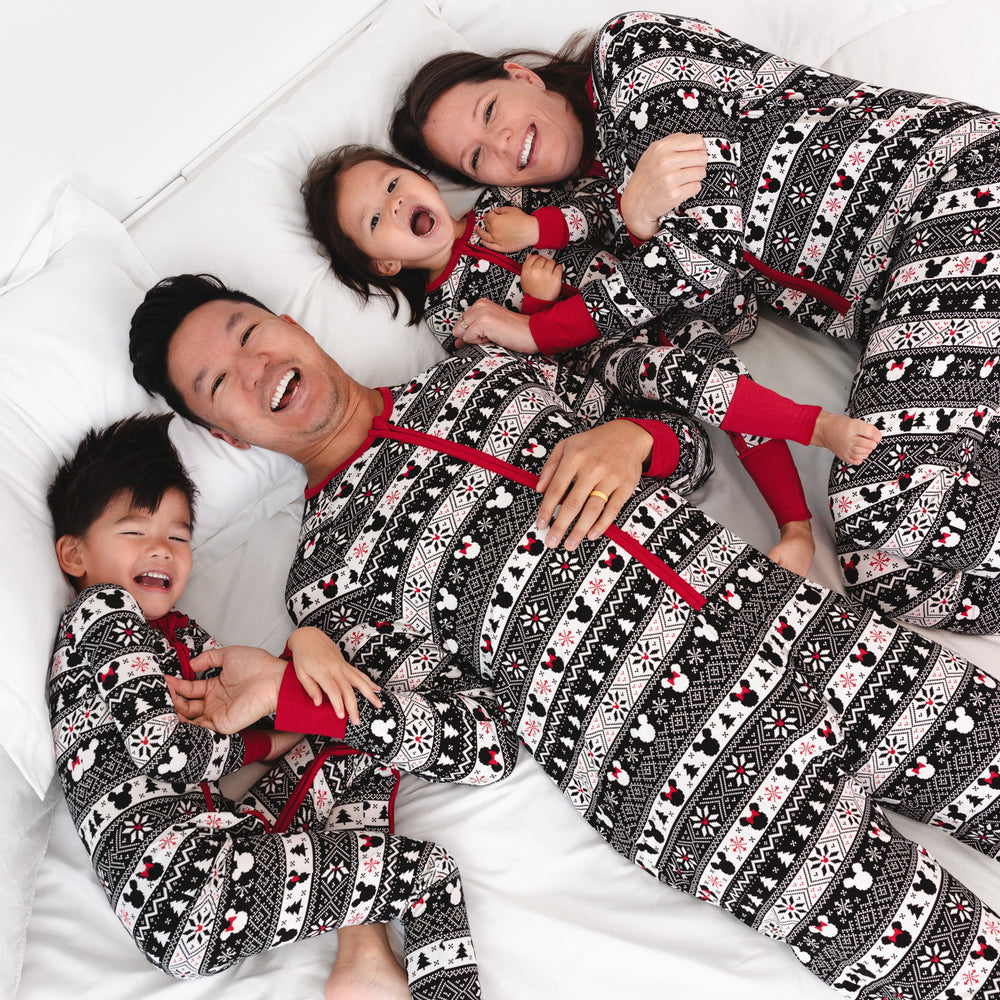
[271,369,301,411]
[135,571,171,590]
[409,206,436,237]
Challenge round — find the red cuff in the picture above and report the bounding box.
[529,294,600,354]
[521,293,556,315]
[720,376,820,446]
[736,439,811,527]
[274,662,348,739]
[532,207,570,249]
[625,418,680,479]
[239,729,271,765]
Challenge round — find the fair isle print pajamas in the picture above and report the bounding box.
[286,346,1000,1000]
[425,179,818,526]
[48,586,483,997]
[571,10,1000,630]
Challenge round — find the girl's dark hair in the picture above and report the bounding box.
[390,32,597,185]
[48,413,198,542]
[129,273,270,429]
[301,144,430,326]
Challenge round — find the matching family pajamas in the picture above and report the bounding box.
[564,10,1000,631]
[47,586,482,997]
[286,345,1000,999]
[425,178,819,526]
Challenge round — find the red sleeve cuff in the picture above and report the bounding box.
[521,293,555,315]
[274,662,348,739]
[532,207,569,249]
[239,729,271,765]
[529,294,600,354]
[625,418,680,479]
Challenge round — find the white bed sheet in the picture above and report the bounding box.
[17,1,1000,998]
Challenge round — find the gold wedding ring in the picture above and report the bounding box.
[589,489,610,503]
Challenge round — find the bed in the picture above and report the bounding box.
[6,1,1000,997]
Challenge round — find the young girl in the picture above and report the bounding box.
[302,145,881,575]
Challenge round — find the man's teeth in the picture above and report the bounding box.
[519,127,535,169]
[271,370,296,411]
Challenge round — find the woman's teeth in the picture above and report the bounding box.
[519,126,536,169]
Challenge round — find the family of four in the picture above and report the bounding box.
[47,11,1000,1000]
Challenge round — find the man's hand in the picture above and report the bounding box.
[535,420,653,550]
[165,645,285,734]
[456,299,537,353]
[286,626,382,725]
[475,206,540,252]
[620,133,708,241]
[521,254,564,303]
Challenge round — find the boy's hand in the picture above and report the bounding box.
[286,626,382,725]
[457,299,538,353]
[521,254,563,302]
[475,206,540,252]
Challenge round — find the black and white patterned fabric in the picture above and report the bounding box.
[48,586,481,997]
[584,10,1000,631]
[287,345,1000,999]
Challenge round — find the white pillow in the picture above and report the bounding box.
[434,0,946,71]
[129,0,472,390]
[0,188,303,796]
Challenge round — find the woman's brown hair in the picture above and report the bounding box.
[301,144,429,326]
[390,32,597,186]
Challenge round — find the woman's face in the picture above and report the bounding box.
[422,63,584,187]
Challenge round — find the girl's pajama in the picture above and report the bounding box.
[48,587,482,998]
[568,9,1000,631]
[285,345,1000,999]
[425,180,816,526]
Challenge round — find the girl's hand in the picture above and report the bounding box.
[620,133,708,241]
[286,626,382,725]
[457,299,538,353]
[535,420,652,550]
[521,254,563,303]
[476,206,540,252]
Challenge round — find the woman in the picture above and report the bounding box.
[391,10,1000,635]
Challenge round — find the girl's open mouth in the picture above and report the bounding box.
[409,206,437,236]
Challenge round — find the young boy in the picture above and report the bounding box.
[46,413,481,999]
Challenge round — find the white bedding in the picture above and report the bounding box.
[10,1,1000,997]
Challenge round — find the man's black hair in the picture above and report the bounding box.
[48,413,197,541]
[129,273,270,429]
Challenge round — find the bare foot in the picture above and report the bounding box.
[810,410,882,465]
[767,520,815,577]
[326,924,410,1000]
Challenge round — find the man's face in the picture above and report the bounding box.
[166,300,346,459]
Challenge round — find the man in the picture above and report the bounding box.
[132,273,1000,999]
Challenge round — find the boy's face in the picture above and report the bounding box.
[58,488,193,621]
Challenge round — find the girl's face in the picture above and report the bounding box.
[421,63,584,187]
[336,160,456,274]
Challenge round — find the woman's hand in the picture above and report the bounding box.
[166,645,286,733]
[535,420,653,550]
[286,626,382,724]
[475,206,540,252]
[520,254,564,303]
[457,299,538,353]
[620,133,708,241]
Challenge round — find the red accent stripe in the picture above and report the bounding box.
[371,417,705,610]
[199,782,214,812]
[240,807,272,833]
[743,251,850,315]
[272,744,363,834]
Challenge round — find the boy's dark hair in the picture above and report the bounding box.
[301,144,429,326]
[129,273,270,428]
[389,34,597,186]
[48,413,198,541]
